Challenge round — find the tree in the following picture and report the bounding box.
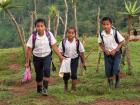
[0,0,26,52]
[119,0,140,74]
[63,0,68,38]
[72,0,78,37]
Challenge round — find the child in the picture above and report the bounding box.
[59,27,86,92]
[98,17,125,88]
[25,18,64,95]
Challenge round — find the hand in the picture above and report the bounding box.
[82,63,86,70]
[104,49,111,56]
[110,49,117,56]
[60,56,65,62]
[25,62,30,68]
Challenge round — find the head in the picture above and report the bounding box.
[101,17,112,33]
[66,27,77,40]
[35,18,46,35]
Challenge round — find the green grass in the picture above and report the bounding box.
[0,37,140,105]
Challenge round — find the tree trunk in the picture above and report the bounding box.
[29,12,34,35]
[33,0,37,19]
[139,16,140,28]
[48,16,51,31]
[74,4,78,37]
[121,15,132,74]
[63,0,68,38]
[96,6,100,36]
[54,12,60,37]
[4,9,26,52]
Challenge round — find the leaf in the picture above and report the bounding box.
[132,0,137,12]
[124,0,131,13]
[5,5,23,9]
[0,0,11,8]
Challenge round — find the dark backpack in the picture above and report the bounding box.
[99,28,122,53]
[62,38,80,56]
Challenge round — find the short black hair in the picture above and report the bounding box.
[34,18,46,27]
[101,17,112,24]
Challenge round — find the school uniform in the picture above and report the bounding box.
[26,31,56,82]
[98,28,124,78]
[59,38,85,80]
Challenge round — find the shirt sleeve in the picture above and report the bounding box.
[49,32,57,45]
[98,34,102,43]
[79,41,85,52]
[117,31,125,43]
[26,35,33,48]
[58,41,63,53]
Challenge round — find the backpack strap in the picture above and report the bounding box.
[76,39,80,55]
[99,31,104,44]
[114,30,119,44]
[62,38,66,54]
[32,30,51,50]
[62,38,80,55]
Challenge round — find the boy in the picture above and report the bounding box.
[98,17,125,88]
[25,18,64,95]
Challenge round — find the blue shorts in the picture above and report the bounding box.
[33,54,51,82]
[104,50,121,77]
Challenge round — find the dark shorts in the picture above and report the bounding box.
[104,50,121,77]
[33,54,51,82]
[63,57,79,80]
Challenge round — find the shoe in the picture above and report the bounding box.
[37,85,42,94]
[115,75,120,88]
[42,88,48,96]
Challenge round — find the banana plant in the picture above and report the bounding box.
[0,0,26,52]
[119,0,140,74]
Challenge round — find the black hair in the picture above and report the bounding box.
[66,27,76,35]
[34,18,46,27]
[101,17,112,24]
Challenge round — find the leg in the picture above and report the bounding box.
[42,54,52,95]
[63,73,70,92]
[104,54,113,88]
[33,56,43,93]
[113,51,121,88]
[71,57,79,91]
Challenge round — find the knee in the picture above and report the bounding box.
[63,73,70,81]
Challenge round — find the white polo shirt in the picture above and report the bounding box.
[98,29,124,51]
[26,31,56,57]
[59,38,85,59]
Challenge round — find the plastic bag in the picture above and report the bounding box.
[22,67,31,82]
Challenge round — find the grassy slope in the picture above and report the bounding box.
[0,37,140,105]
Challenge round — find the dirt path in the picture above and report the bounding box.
[79,99,140,105]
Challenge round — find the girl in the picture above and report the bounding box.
[25,18,64,95]
[59,27,86,92]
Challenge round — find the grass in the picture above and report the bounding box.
[0,37,140,105]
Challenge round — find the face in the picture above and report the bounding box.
[67,29,76,39]
[35,22,46,35]
[102,20,112,33]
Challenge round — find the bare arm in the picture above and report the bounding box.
[51,44,64,61]
[99,43,110,55]
[80,52,85,65]
[25,47,32,67]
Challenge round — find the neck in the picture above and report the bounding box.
[38,32,44,36]
[68,38,74,42]
[105,30,111,34]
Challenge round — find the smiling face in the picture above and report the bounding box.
[102,20,112,34]
[35,22,46,35]
[67,28,76,40]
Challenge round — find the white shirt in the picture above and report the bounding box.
[59,58,71,77]
[59,38,85,59]
[98,29,124,51]
[26,31,56,57]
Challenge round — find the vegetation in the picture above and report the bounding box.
[0,0,140,48]
[0,37,140,105]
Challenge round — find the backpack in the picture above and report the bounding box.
[62,38,80,56]
[32,30,56,71]
[99,28,122,53]
[32,30,51,50]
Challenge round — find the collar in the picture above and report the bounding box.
[36,31,46,39]
[102,28,114,36]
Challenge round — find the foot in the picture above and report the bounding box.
[42,88,48,96]
[115,81,120,88]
